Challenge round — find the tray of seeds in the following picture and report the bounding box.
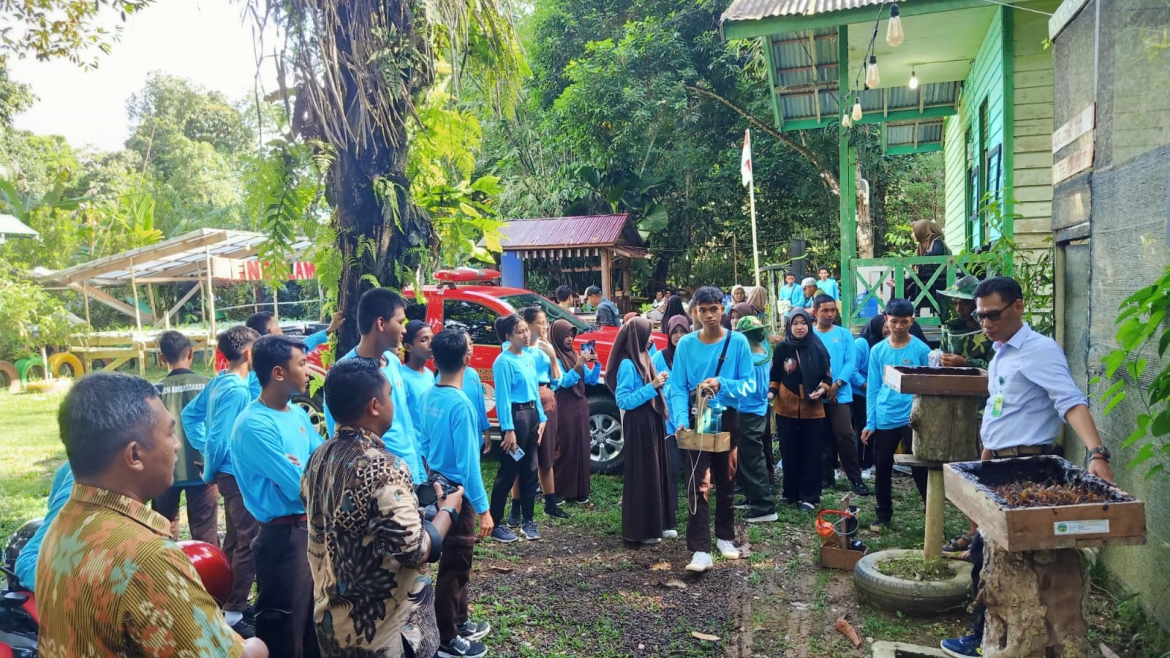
[943,455,1146,552]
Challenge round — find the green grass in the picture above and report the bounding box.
[0,389,68,544]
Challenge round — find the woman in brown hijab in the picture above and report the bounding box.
[608,317,675,544]
[550,319,601,503]
[898,219,950,311]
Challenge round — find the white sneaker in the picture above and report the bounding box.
[638,537,662,545]
[716,539,741,559]
[862,467,875,480]
[662,529,678,539]
[745,512,778,524]
[686,551,714,572]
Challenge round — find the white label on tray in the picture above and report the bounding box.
[1054,520,1110,536]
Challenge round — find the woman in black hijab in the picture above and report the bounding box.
[660,295,689,333]
[769,308,833,510]
[860,312,928,347]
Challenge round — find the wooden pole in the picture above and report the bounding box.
[273,286,279,321]
[924,469,945,560]
[204,248,217,341]
[82,281,91,327]
[733,235,738,282]
[130,257,143,334]
[317,279,325,321]
[600,250,613,301]
[147,284,161,329]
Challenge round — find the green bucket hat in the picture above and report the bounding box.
[735,315,768,339]
[939,275,979,300]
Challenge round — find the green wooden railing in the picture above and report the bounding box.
[843,255,978,327]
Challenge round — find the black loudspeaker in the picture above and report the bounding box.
[790,238,807,280]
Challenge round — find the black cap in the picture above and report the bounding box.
[585,286,602,296]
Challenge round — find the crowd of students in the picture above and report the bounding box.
[16,271,1112,658]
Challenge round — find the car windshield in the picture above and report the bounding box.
[499,293,592,333]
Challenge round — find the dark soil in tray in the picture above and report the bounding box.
[950,455,1135,508]
[894,366,985,376]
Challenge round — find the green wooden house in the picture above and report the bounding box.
[722,0,1058,326]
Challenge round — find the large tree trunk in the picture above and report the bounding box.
[908,396,982,462]
[981,541,1090,658]
[327,0,434,356]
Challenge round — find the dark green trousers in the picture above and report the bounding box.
[737,411,775,517]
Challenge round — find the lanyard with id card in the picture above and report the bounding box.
[991,376,1005,417]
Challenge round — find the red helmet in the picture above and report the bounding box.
[177,540,232,606]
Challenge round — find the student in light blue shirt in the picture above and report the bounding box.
[322,289,426,486]
[518,306,571,520]
[861,299,931,530]
[401,320,436,452]
[422,329,496,647]
[13,462,73,591]
[549,319,601,504]
[810,294,868,495]
[181,324,261,629]
[667,287,756,574]
[851,335,873,471]
[230,334,323,656]
[778,272,799,309]
[651,315,690,505]
[489,314,547,542]
[816,267,840,301]
[732,315,778,523]
[244,309,343,396]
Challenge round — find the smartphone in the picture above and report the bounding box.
[511,446,526,461]
[582,340,596,354]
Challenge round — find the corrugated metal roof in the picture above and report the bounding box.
[498,214,642,250]
[885,118,945,148]
[724,0,889,22]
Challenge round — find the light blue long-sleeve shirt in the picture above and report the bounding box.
[666,330,756,431]
[526,345,555,385]
[818,278,840,301]
[737,352,772,417]
[229,400,322,522]
[492,349,547,431]
[614,359,662,411]
[779,284,798,307]
[183,371,252,483]
[813,324,857,404]
[851,337,870,394]
[323,347,426,485]
[422,385,490,514]
[401,364,435,450]
[242,331,329,398]
[553,355,601,391]
[981,324,1088,451]
[650,349,676,434]
[865,336,931,431]
[15,463,73,591]
[460,368,491,434]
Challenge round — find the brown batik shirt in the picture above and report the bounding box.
[301,424,437,658]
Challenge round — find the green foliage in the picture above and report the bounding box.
[0,263,75,359]
[1097,267,1170,480]
[0,0,153,67]
[962,196,1055,337]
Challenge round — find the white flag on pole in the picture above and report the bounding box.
[740,129,753,187]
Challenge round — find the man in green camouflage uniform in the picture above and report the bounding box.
[938,275,993,369]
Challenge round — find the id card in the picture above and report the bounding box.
[991,393,1004,417]
[511,447,526,461]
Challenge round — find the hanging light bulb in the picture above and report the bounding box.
[866,55,881,89]
[842,113,853,128]
[887,4,905,47]
[908,69,919,90]
[852,97,863,122]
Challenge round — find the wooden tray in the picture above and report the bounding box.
[884,366,988,396]
[943,456,1146,552]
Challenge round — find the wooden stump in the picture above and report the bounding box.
[981,539,1090,658]
[909,396,983,462]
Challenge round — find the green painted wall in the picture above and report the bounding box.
[943,7,1006,252]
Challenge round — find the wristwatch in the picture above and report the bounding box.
[440,506,459,523]
[1089,446,1111,462]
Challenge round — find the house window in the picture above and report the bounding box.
[443,299,500,346]
[966,99,1001,251]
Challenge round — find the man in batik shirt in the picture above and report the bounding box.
[36,372,268,658]
[303,358,466,658]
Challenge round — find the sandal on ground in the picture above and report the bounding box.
[942,533,974,554]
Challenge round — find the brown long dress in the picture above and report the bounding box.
[553,387,591,500]
[620,397,676,541]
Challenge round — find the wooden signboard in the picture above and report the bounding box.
[1053,142,1095,184]
[1052,104,1095,153]
[944,458,1146,552]
[883,365,989,396]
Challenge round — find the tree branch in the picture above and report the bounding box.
[684,84,840,196]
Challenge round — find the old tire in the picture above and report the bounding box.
[588,395,624,475]
[0,360,17,391]
[14,358,46,384]
[48,353,84,378]
[293,394,327,438]
[854,549,972,617]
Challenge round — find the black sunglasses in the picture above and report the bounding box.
[972,304,1013,323]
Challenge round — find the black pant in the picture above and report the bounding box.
[777,415,826,506]
[253,520,319,658]
[852,395,875,470]
[491,405,539,523]
[824,401,862,483]
[971,531,986,638]
[684,409,738,552]
[873,425,927,523]
[737,412,774,517]
[436,505,477,643]
[151,482,220,546]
